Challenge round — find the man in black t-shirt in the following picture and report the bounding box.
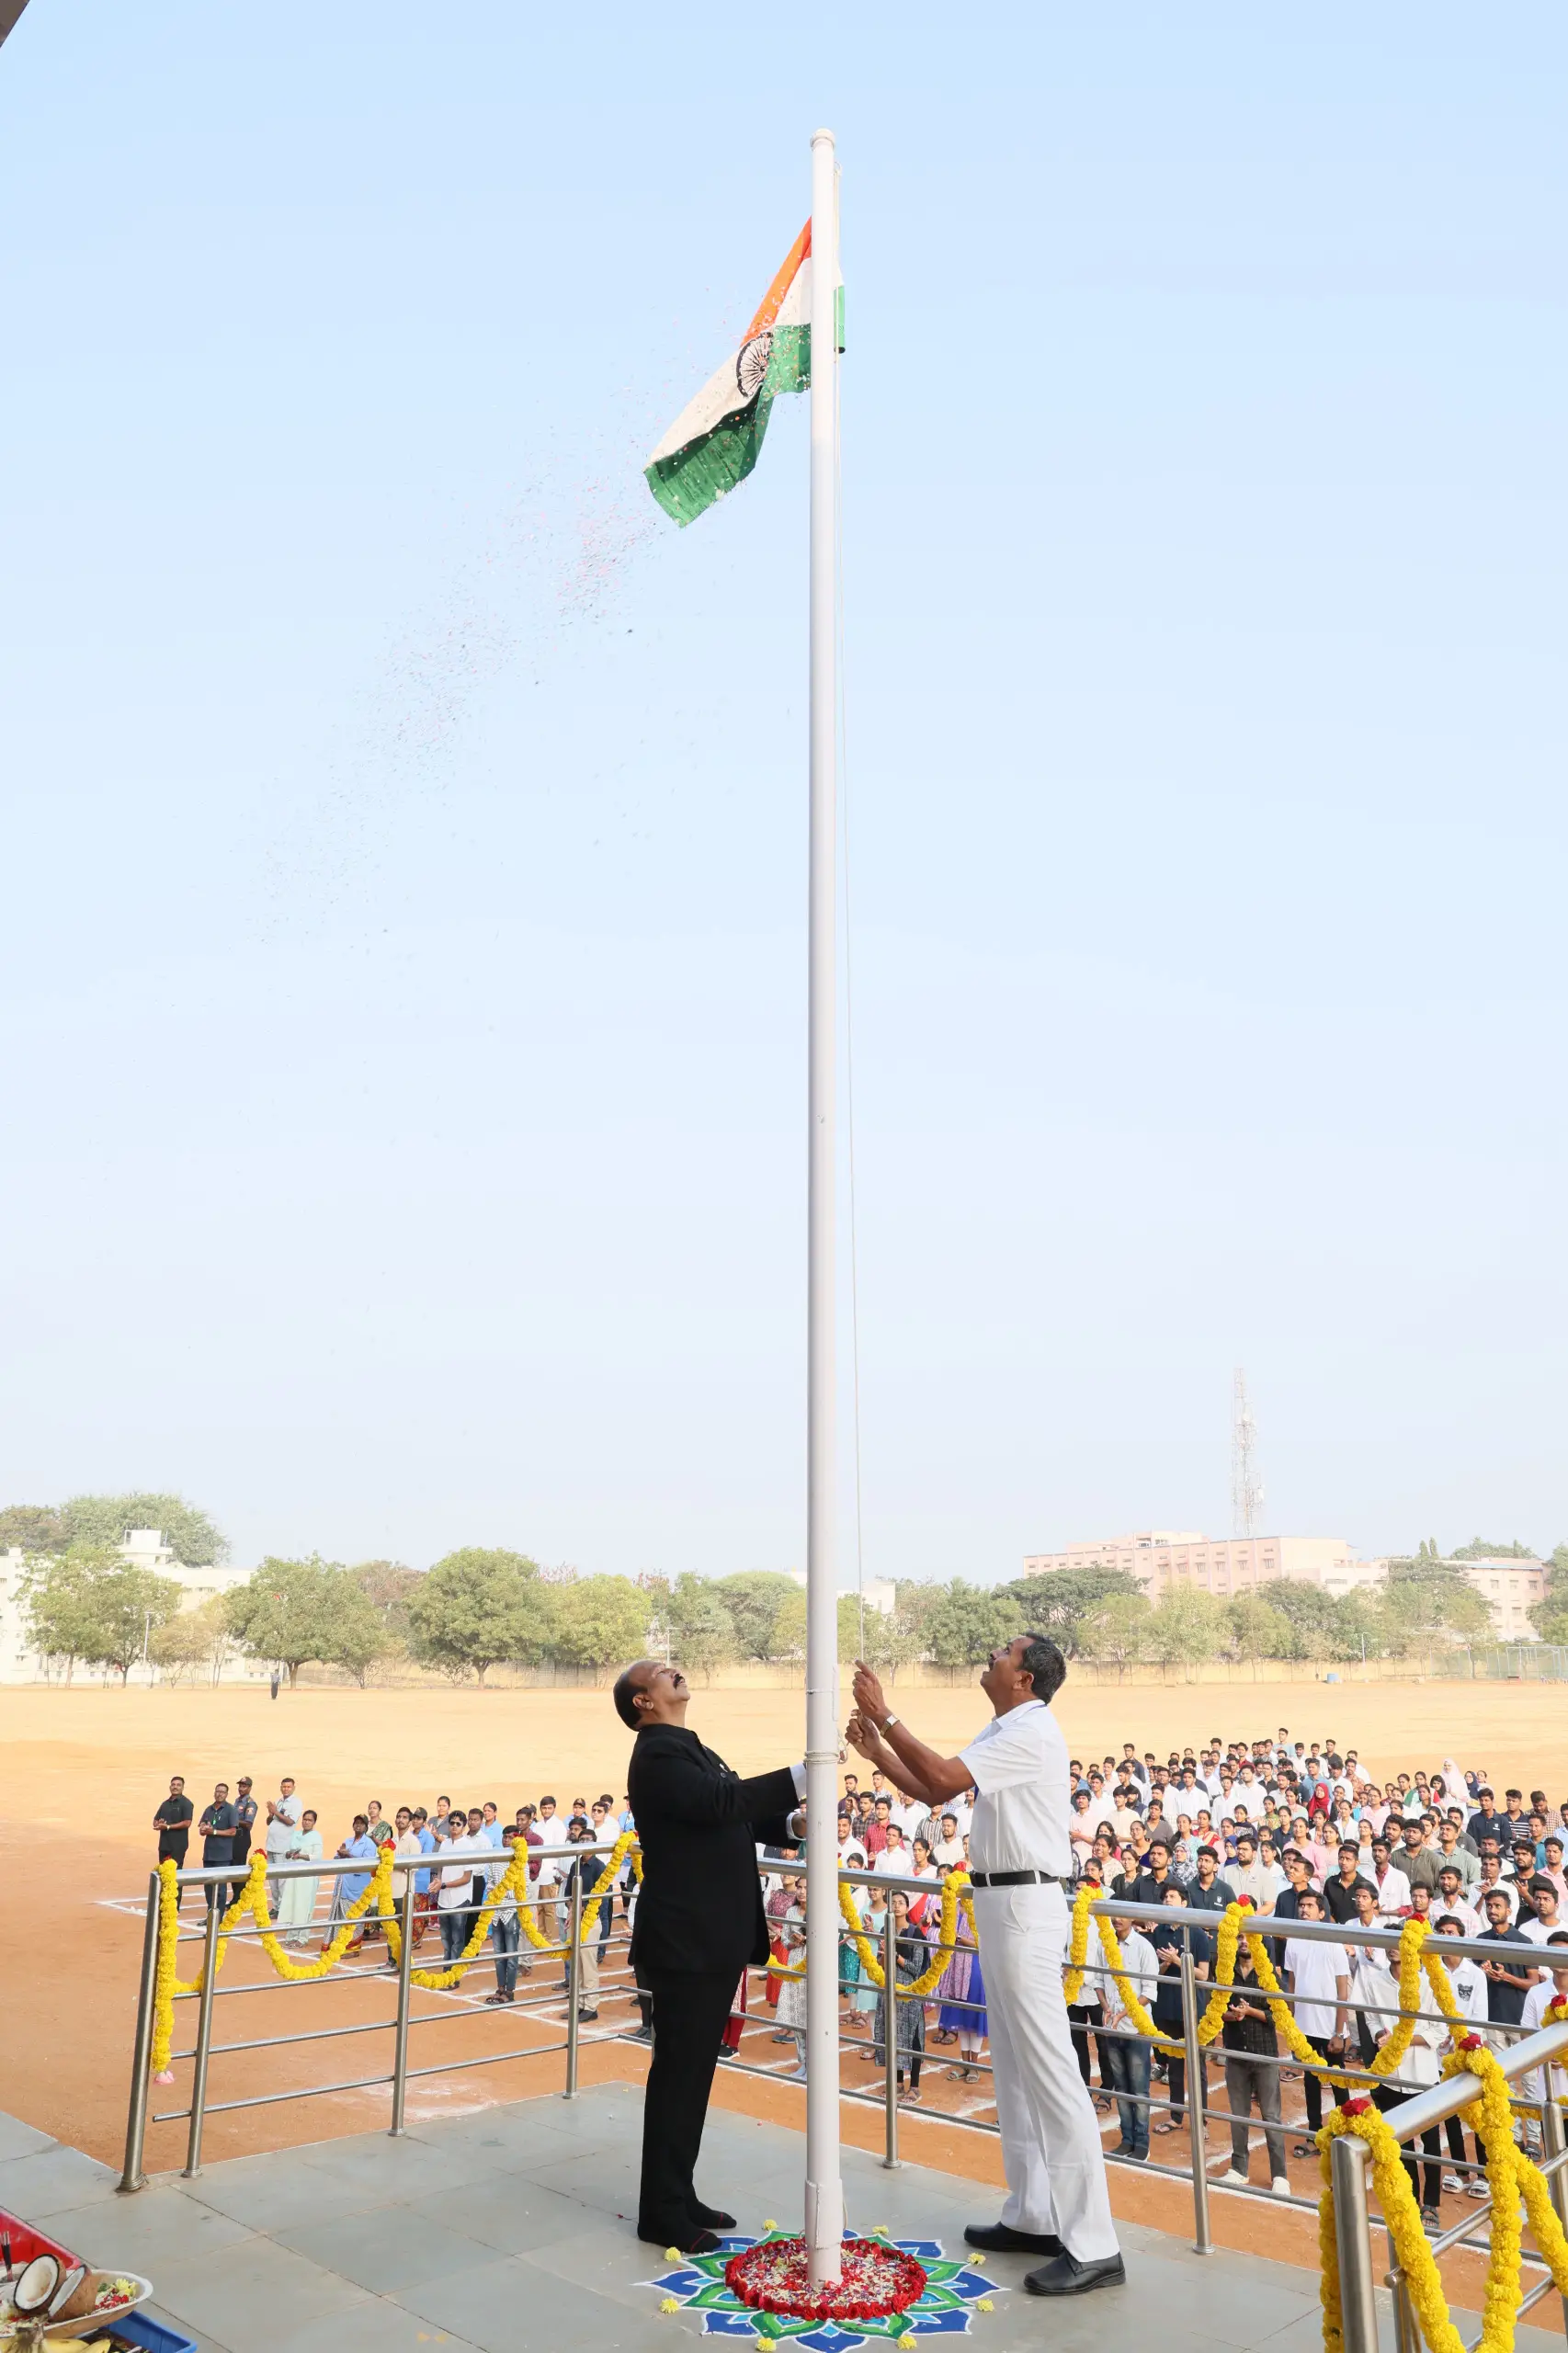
[1129,1836,1176,1908]
[1476,1887,1534,2029]
[154,1776,195,1906]
[1324,1842,1377,1926]
[1213,1944,1287,2190]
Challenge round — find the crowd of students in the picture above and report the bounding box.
[150,1721,1568,2219]
[1042,1727,1568,2216]
[153,1775,637,2017]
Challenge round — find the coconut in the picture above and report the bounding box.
[48,2269,95,2323]
[9,2258,61,2318]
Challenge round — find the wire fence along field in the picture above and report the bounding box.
[1469,1649,1568,1682]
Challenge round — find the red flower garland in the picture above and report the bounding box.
[724,2236,928,2323]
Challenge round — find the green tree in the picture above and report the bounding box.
[664,1573,739,1675]
[320,1574,392,1685]
[1000,1568,1144,1658]
[711,1572,801,1661]
[1381,1554,1493,1645]
[1534,1546,1568,1644]
[21,1546,117,1677]
[1077,1593,1150,1677]
[1226,1593,1289,1663]
[350,1561,422,1656]
[919,1577,1023,1667]
[75,1563,184,1681]
[0,1505,66,1554]
[406,1549,547,1683]
[549,1575,654,1667]
[1263,1580,1359,1662]
[225,1555,338,1687]
[859,1584,937,1671]
[149,1597,227,1683]
[1450,1537,1537,1562]
[61,1493,227,1565]
[1144,1585,1225,1666]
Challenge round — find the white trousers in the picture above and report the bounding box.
[973,1881,1119,2262]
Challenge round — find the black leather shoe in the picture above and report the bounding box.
[963,2222,1063,2256]
[690,2203,737,2230]
[1023,2253,1126,2296]
[640,2227,722,2256]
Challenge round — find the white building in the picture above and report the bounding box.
[1451,1557,1546,1642]
[1021,1532,1546,1640]
[0,1530,256,1684]
[1022,1530,1381,1600]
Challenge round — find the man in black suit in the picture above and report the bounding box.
[617,1659,804,2253]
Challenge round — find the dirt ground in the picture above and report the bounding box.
[4,1673,1562,2284]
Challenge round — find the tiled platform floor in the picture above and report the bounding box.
[2,2091,1554,2353]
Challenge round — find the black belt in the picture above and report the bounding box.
[969,1869,1062,1888]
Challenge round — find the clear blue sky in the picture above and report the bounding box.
[3,6,1563,1578]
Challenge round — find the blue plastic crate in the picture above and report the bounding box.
[104,2311,199,2353]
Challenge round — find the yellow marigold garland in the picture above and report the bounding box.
[832,1870,977,1995]
[1316,2030,1568,2353]
[1061,1881,1094,2006]
[148,1830,645,2067]
[1234,1900,1437,2088]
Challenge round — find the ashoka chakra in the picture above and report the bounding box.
[736,331,774,398]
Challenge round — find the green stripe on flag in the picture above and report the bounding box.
[644,325,812,528]
[645,390,771,528]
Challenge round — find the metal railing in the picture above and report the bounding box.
[120,1843,1568,2313]
[1331,2013,1568,2353]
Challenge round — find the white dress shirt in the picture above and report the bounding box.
[959,1699,1071,1879]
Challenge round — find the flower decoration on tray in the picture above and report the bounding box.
[642,2226,1000,2348]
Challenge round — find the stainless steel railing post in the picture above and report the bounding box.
[118,1870,162,2192]
[1388,2262,1420,2353]
[182,1894,224,2177]
[564,1871,583,2099]
[1181,1942,1212,2255]
[1540,2092,1568,2339]
[881,1902,900,2169]
[390,1873,416,2136]
[1331,2131,1380,2353]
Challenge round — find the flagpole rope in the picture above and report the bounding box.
[834,231,868,1671]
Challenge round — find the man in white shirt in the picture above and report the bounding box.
[437,1813,487,1965]
[848,1638,1122,2299]
[1369,1839,1413,1922]
[263,1777,301,1912]
[1517,1935,1568,2143]
[836,1814,869,1872]
[1285,1890,1351,2148]
[1433,1868,1481,1939]
[1474,1857,1517,1924]
[1096,1917,1157,2164]
[1432,1915,1488,2024]
[874,1823,912,1878]
[1229,1830,1284,1912]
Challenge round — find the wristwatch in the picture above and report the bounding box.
[880,1714,899,1733]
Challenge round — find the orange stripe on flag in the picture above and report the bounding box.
[745,222,812,340]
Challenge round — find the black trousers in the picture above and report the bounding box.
[639,1967,739,2240]
[1376,2086,1441,2208]
[1301,2038,1347,2132]
[1068,2002,1099,2086]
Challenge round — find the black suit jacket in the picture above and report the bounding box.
[628,1723,799,1976]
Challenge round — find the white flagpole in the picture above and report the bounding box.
[803,122,844,2291]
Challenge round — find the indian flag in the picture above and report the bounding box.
[644,224,815,527]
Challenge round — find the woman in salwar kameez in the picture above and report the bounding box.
[276,1811,323,1947]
